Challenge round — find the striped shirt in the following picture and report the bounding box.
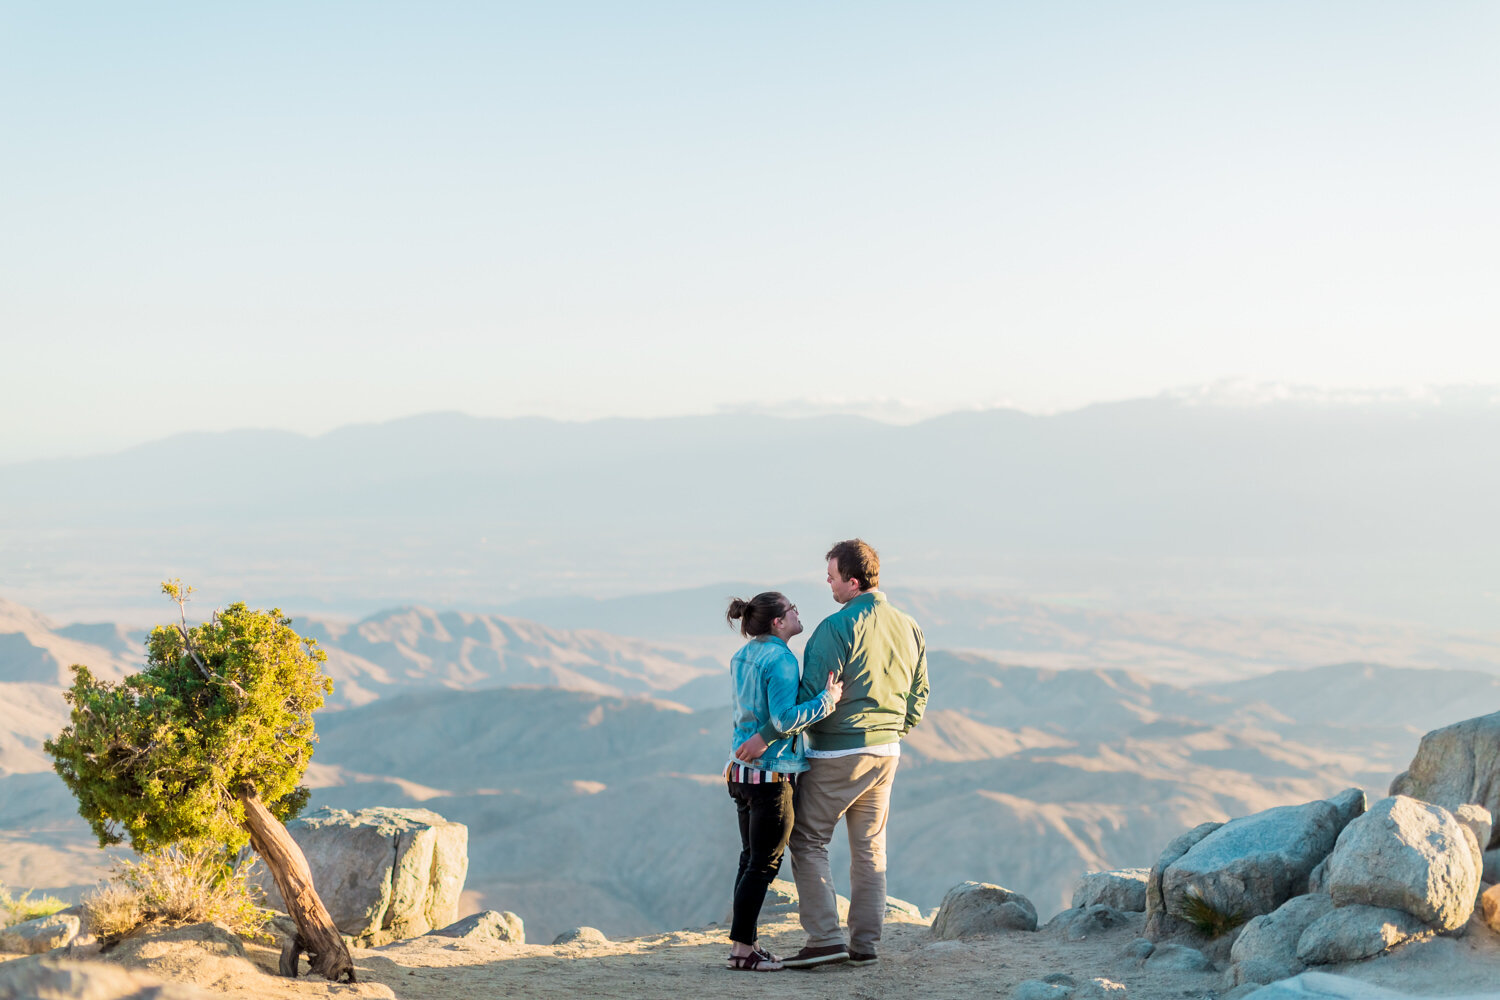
[724,761,796,784]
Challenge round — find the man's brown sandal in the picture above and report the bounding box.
[727,945,784,971]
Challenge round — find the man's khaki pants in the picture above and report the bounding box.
[788,753,899,954]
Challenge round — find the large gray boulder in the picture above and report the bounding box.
[254,806,468,946]
[1158,794,1356,935]
[1146,821,1222,938]
[1225,893,1334,987]
[1390,711,1500,849]
[0,910,80,954]
[1295,904,1431,965]
[931,882,1037,938]
[1324,795,1479,932]
[1072,869,1149,912]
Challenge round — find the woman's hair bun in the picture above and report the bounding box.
[725,592,789,637]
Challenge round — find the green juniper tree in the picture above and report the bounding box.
[45,582,354,981]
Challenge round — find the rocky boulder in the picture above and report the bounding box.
[0,955,212,999]
[427,910,524,944]
[552,926,608,946]
[1072,869,1149,912]
[931,882,1038,938]
[1143,942,1212,971]
[0,909,80,954]
[1060,905,1131,941]
[1155,792,1360,939]
[1451,804,1490,871]
[254,806,468,946]
[1225,892,1333,987]
[1478,883,1500,936]
[1390,711,1500,849]
[1324,795,1479,932]
[105,921,264,989]
[1295,904,1431,965]
[1145,821,1222,938]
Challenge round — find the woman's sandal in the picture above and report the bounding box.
[727,945,784,971]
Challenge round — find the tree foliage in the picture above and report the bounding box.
[45,583,333,856]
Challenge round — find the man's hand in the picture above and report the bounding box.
[825,671,844,704]
[735,734,768,762]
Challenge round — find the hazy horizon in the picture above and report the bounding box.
[5,379,1500,467]
[4,3,1498,463]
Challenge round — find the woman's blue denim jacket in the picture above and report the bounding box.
[729,635,836,773]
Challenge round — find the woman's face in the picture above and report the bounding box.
[774,603,803,639]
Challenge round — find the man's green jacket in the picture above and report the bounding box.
[760,591,928,751]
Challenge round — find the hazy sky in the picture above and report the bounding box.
[3,2,1498,463]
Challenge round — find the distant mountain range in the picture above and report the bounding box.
[2,396,1498,629]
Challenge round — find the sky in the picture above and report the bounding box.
[2,1,1498,464]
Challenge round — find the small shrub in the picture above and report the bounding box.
[80,882,145,941]
[1177,890,1246,938]
[91,846,267,940]
[0,884,68,927]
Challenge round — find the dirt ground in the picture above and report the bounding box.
[9,906,1500,999]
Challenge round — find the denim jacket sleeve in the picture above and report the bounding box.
[757,645,836,744]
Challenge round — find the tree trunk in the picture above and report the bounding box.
[239,787,355,982]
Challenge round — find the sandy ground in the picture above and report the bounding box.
[8,906,1500,999]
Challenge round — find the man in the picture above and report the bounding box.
[749,538,928,968]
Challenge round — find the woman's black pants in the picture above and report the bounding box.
[727,778,795,945]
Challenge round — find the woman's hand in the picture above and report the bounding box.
[735,734,768,762]
[825,671,844,703]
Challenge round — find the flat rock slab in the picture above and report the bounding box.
[1239,970,1500,999]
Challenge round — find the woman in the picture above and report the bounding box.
[723,592,842,971]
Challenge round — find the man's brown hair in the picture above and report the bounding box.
[826,538,879,591]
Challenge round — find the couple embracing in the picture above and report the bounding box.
[723,539,929,972]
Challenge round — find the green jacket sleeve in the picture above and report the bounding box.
[903,627,929,735]
[798,619,841,701]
